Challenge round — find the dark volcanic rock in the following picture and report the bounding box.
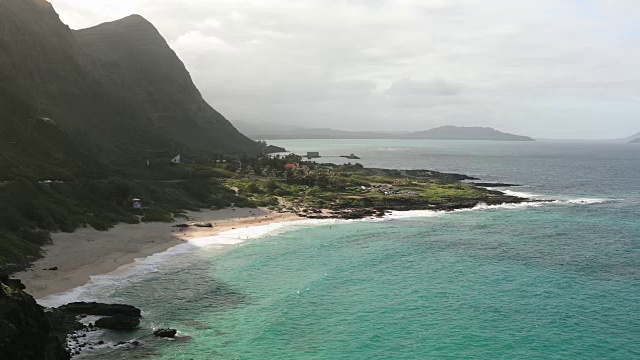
[57,302,141,317]
[471,182,521,187]
[0,274,70,359]
[95,315,140,330]
[193,222,213,228]
[44,307,83,343]
[154,328,177,338]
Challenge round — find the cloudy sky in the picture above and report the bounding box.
[50,0,640,139]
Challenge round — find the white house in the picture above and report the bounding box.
[132,198,142,209]
[171,154,181,164]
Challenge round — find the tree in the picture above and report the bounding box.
[263,177,279,193]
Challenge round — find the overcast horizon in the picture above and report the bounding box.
[50,0,639,140]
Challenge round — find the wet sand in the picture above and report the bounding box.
[14,208,301,299]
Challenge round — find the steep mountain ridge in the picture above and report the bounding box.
[0,0,259,157]
[0,0,114,134]
[75,15,257,152]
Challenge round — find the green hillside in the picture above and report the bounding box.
[0,0,279,270]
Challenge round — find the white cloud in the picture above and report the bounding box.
[229,11,247,22]
[196,18,223,30]
[172,31,236,54]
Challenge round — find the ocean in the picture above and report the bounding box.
[42,140,640,359]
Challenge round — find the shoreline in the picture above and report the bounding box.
[13,208,302,300]
[14,195,543,302]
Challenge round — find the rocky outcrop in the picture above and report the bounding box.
[471,182,521,187]
[43,301,143,357]
[56,302,141,318]
[55,302,142,331]
[153,328,177,338]
[94,314,140,330]
[0,274,69,360]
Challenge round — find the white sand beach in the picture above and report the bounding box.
[14,208,302,299]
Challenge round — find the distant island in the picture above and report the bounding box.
[235,122,534,141]
[624,132,640,143]
[612,132,640,143]
[401,126,534,141]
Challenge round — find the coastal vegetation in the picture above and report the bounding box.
[1,150,525,271]
[226,157,523,219]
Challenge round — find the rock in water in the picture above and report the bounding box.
[0,274,70,359]
[94,315,140,330]
[154,328,177,338]
[57,302,141,317]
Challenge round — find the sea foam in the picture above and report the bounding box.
[37,218,335,308]
[488,187,613,205]
[502,189,544,198]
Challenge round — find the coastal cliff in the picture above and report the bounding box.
[0,274,69,360]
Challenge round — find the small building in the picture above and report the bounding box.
[284,163,299,170]
[132,198,143,209]
[306,151,320,159]
[171,154,181,164]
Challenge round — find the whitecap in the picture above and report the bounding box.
[459,202,546,212]
[554,198,610,205]
[384,210,444,219]
[502,189,545,199]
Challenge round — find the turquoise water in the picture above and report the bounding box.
[49,140,640,359]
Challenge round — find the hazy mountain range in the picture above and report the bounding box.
[237,121,640,142]
[235,122,535,141]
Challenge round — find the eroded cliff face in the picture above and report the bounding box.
[0,274,69,360]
